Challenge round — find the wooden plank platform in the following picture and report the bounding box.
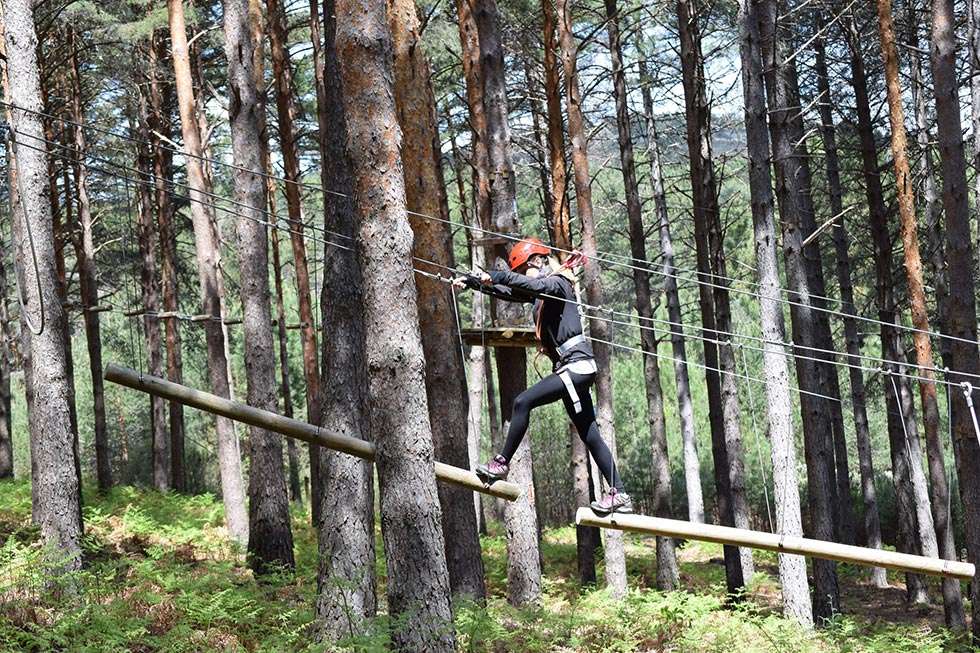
[461,327,537,348]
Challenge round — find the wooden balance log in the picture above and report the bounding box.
[105,363,521,501]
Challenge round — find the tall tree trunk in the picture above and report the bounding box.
[68,29,111,491]
[872,3,964,627]
[335,0,455,647]
[971,0,980,254]
[224,0,296,574]
[848,18,935,604]
[926,0,980,639]
[389,0,486,602]
[167,0,249,544]
[556,0,628,598]
[267,0,322,526]
[605,0,677,590]
[676,0,751,593]
[149,28,186,492]
[638,57,704,525]
[758,0,840,620]
[446,107,488,535]
[454,0,495,533]
[3,0,83,573]
[737,0,812,625]
[271,215,303,502]
[0,179,11,478]
[134,84,169,491]
[812,33,856,547]
[813,31,886,585]
[540,0,597,583]
[473,0,543,606]
[907,3,950,372]
[313,0,377,640]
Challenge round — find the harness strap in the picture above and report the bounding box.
[558,369,582,414]
[557,333,587,356]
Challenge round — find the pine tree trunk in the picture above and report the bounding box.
[223,0,295,574]
[473,0,543,606]
[134,85,169,491]
[848,20,935,604]
[971,0,980,257]
[926,0,980,639]
[638,57,704,525]
[605,0,677,590]
[676,0,751,593]
[813,32,886,585]
[267,0,323,526]
[313,0,377,639]
[446,107,488,534]
[758,0,842,620]
[0,195,10,478]
[907,3,950,372]
[812,33,856,547]
[540,0,597,583]
[68,30,112,491]
[167,0,248,544]
[872,3,964,626]
[453,0,494,532]
[335,0,455,647]
[555,0,628,598]
[148,30,186,492]
[737,0,812,624]
[388,0,487,602]
[3,0,83,573]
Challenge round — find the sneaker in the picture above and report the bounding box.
[590,487,633,515]
[476,454,509,483]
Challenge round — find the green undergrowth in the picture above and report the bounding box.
[0,479,974,652]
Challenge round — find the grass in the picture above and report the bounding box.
[0,478,974,652]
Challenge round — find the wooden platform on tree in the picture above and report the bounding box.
[105,363,521,501]
[576,508,974,580]
[460,327,537,348]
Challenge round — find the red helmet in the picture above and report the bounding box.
[508,237,551,271]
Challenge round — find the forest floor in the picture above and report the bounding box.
[0,478,973,652]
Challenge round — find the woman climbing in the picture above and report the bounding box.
[453,237,632,515]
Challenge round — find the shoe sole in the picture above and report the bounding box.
[476,469,505,485]
[589,504,633,516]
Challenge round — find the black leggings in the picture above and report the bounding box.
[500,370,623,491]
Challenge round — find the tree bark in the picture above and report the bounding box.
[926,0,980,639]
[67,29,112,491]
[605,0,677,591]
[849,16,935,604]
[167,0,249,544]
[676,0,751,593]
[540,0,597,584]
[335,0,455,647]
[388,0,486,602]
[313,0,377,640]
[812,31,886,586]
[148,28,186,492]
[737,0,812,624]
[473,0,543,606]
[3,0,83,574]
[446,106,488,535]
[871,2,964,626]
[638,57,704,526]
[812,33,857,547]
[757,0,841,620]
[267,0,323,526]
[134,81,169,491]
[223,0,296,574]
[555,0,629,598]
